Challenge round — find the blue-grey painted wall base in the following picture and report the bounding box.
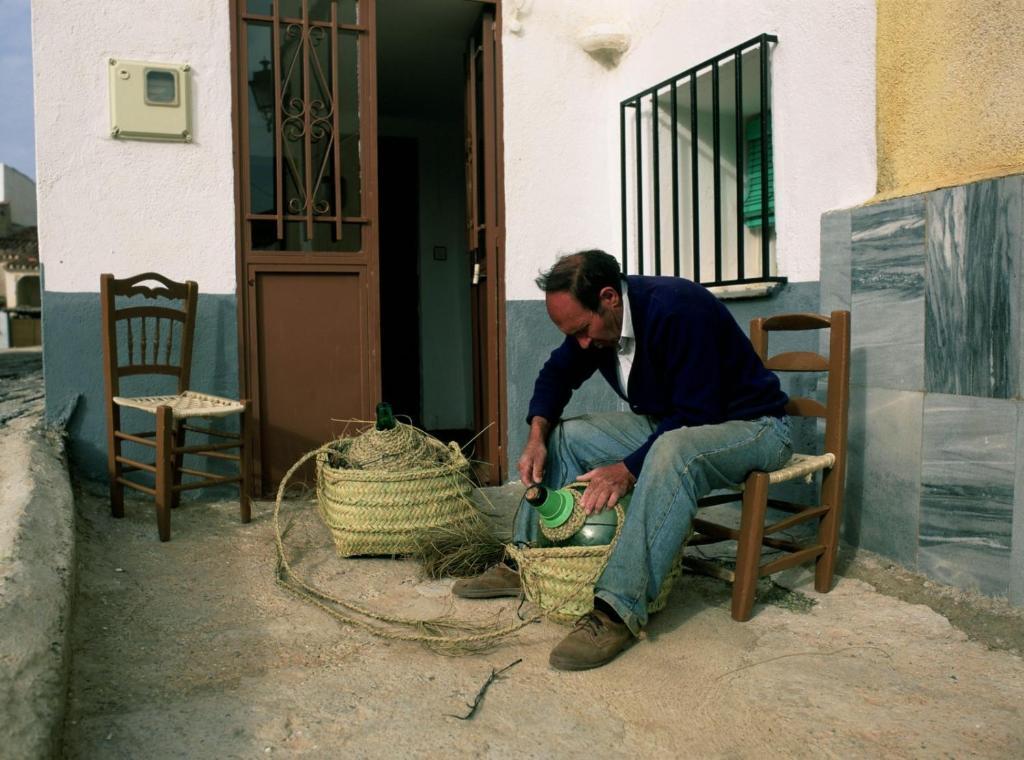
[43,291,240,494]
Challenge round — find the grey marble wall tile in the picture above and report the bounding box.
[821,209,853,357]
[843,385,923,567]
[1011,402,1024,606]
[821,209,852,314]
[851,197,927,390]
[919,394,1015,598]
[1016,183,1024,405]
[925,177,1022,399]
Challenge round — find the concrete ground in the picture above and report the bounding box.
[63,484,1024,759]
[0,348,76,759]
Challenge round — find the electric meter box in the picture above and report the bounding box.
[108,59,192,142]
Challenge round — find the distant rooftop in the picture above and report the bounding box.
[0,164,35,184]
[0,226,38,272]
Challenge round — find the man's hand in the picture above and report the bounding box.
[576,462,636,514]
[518,417,552,486]
[518,438,548,486]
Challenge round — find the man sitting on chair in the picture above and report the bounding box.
[454,249,792,670]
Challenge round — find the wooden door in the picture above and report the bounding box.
[464,7,506,484]
[232,0,380,491]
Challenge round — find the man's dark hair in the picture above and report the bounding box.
[534,249,622,312]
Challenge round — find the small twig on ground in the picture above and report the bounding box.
[446,658,523,720]
[714,645,894,682]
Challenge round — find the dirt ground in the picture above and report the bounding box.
[63,486,1024,759]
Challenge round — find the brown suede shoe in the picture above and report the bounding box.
[549,608,635,671]
[451,564,522,599]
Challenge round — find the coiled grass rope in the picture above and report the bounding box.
[271,421,660,653]
[274,443,542,654]
[343,423,439,470]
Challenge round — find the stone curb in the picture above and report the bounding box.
[0,422,76,759]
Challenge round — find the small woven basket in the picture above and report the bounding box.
[316,434,477,557]
[506,503,688,624]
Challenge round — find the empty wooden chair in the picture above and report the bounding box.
[685,310,851,621]
[100,272,253,541]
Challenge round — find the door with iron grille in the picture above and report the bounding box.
[232,0,380,491]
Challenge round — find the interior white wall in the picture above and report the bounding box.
[416,123,474,430]
[501,0,876,299]
[379,117,474,431]
[0,165,38,227]
[32,0,237,294]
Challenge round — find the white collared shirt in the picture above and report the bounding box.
[616,279,635,397]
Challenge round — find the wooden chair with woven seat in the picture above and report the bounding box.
[100,272,253,541]
[685,310,851,621]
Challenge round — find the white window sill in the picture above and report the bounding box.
[708,281,782,300]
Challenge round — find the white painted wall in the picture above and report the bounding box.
[0,165,37,227]
[501,0,877,299]
[31,0,875,298]
[32,0,237,294]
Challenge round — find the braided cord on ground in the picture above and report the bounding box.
[273,444,610,651]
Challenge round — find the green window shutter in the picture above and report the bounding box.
[743,114,774,229]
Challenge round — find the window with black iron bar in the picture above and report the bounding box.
[620,34,782,291]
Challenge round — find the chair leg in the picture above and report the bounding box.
[731,472,770,622]
[107,405,125,518]
[155,405,174,542]
[815,467,844,593]
[171,421,187,509]
[239,399,253,524]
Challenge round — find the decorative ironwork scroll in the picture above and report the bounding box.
[242,0,365,246]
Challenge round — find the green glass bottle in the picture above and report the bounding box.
[527,483,630,548]
[375,401,396,431]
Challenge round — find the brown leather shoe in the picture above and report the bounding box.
[549,607,635,671]
[451,564,522,599]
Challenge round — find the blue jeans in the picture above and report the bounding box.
[512,412,792,635]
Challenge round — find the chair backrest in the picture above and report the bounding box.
[749,311,851,465]
[100,272,198,398]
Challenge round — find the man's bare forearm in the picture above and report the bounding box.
[528,416,552,444]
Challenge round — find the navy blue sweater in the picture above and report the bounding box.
[527,276,788,476]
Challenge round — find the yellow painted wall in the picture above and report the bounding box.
[876,0,1024,199]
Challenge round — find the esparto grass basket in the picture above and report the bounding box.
[315,436,478,557]
[506,504,688,624]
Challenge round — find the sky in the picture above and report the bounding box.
[0,0,35,179]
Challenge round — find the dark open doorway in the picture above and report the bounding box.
[375,0,485,453]
[378,135,421,424]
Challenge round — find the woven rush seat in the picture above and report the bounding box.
[767,452,836,484]
[113,389,246,419]
[713,453,836,495]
